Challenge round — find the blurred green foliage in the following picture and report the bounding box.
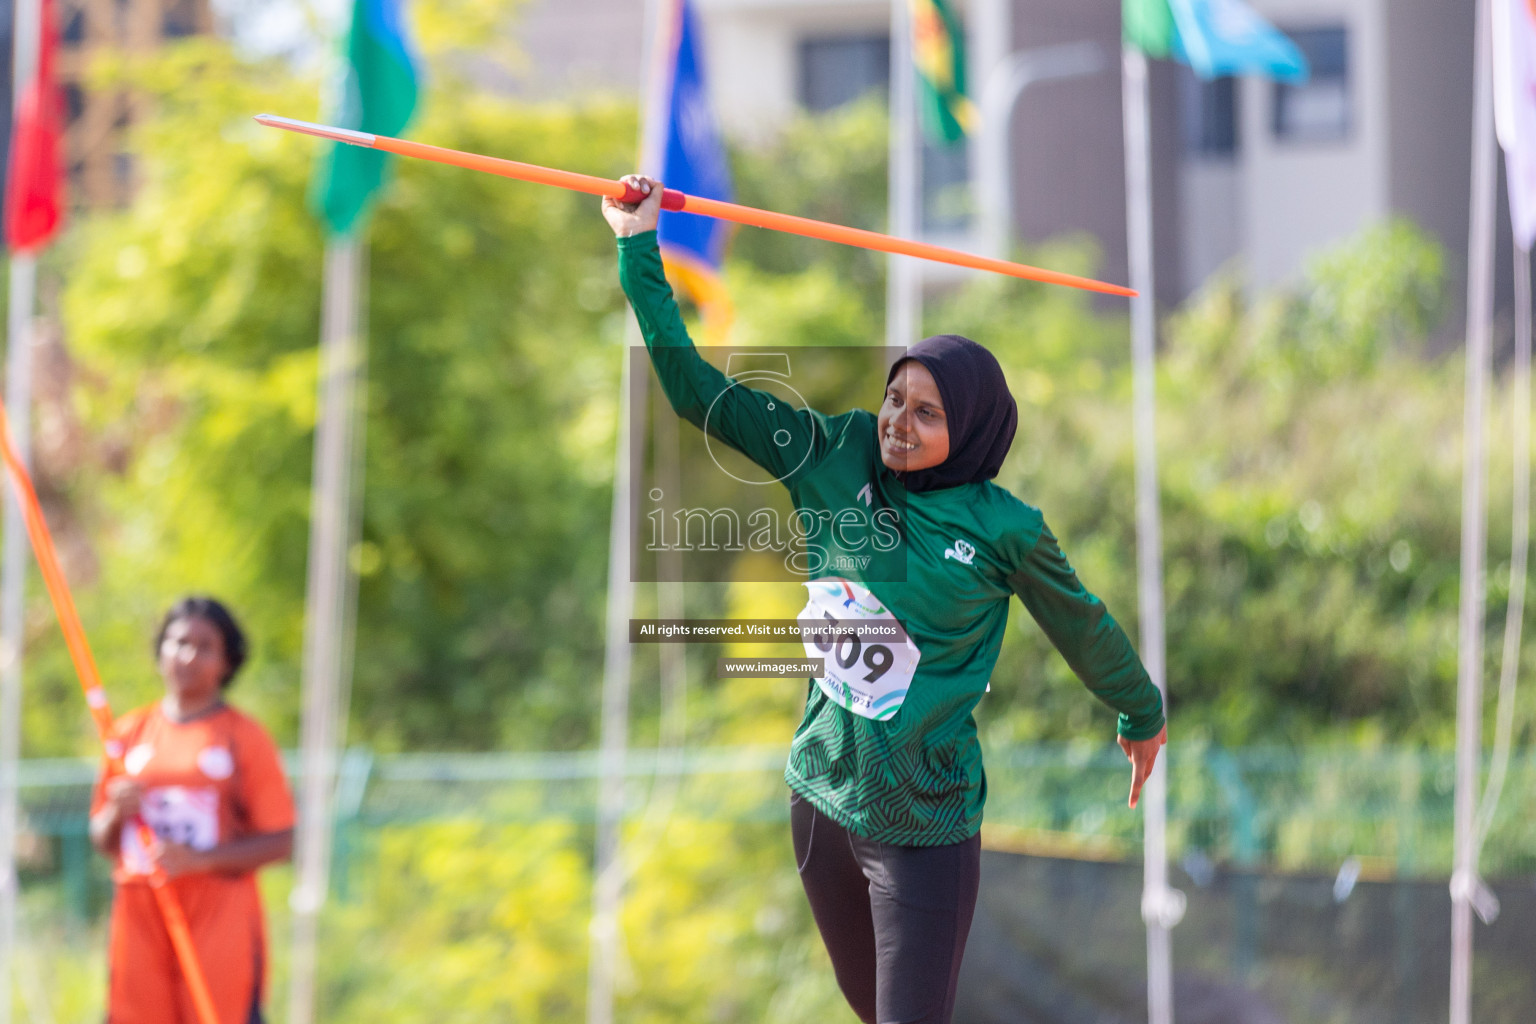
[310,818,844,1022]
[928,217,1529,754]
[39,41,636,754]
[727,95,889,311]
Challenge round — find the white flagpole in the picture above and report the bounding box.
[970,0,1007,259]
[0,0,43,1014]
[288,235,364,1024]
[1120,43,1182,1024]
[0,265,35,1024]
[888,0,921,349]
[1450,0,1499,1018]
[587,342,636,1024]
[587,3,666,1021]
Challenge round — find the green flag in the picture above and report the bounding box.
[312,0,420,236]
[1123,0,1176,59]
[910,0,977,146]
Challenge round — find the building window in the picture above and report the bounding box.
[62,5,86,45]
[64,83,85,123]
[799,35,890,111]
[798,32,969,234]
[164,0,201,38]
[922,141,969,233]
[1180,70,1238,158]
[113,152,135,191]
[1272,26,1349,143]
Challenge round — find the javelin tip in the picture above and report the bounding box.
[255,114,378,148]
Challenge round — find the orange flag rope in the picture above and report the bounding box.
[254,114,1138,299]
[0,401,222,1024]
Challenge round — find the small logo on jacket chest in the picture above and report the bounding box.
[944,538,976,565]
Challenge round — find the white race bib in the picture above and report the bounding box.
[121,785,219,872]
[798,578,920,721]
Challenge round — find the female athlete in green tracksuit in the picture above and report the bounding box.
[604,176,1166,1024]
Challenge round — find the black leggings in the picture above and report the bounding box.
[791,792,981,1024]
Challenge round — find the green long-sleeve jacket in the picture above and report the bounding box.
[619,231,1164,846]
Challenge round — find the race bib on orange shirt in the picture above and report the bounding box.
[120,785,219,873]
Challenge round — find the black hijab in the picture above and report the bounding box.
[884,334,1018,493]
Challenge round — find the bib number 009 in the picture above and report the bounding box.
[797,578,920,722]
[809,610,895,682]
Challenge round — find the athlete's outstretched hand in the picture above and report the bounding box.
[1118,725,1167,809]
[603,174,665,237]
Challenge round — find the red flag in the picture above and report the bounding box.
[6,0,65,253]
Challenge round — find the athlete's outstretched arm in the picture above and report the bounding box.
[1008,519,1167,808]
[605,175,832,487]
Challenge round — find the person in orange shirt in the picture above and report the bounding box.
[89,596,295,1024]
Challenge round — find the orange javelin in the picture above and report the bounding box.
[255,114,1137,299]
[0,401,223,1024]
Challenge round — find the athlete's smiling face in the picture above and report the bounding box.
[878,360,950,472]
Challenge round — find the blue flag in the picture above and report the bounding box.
[655,0,734,334]
[1168,0,1309,83]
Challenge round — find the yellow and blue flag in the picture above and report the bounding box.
[655,0,734,336]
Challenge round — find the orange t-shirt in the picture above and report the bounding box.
[92,702,295,884]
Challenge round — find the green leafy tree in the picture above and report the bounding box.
[46,41,636,753]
